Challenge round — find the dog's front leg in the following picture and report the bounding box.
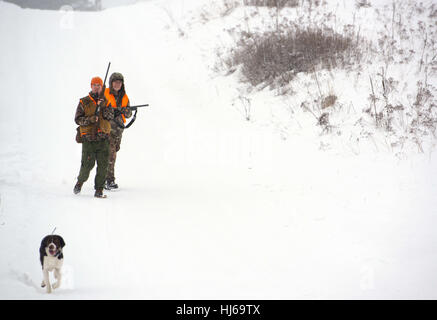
[43,269,52,293]
[53,268,61,289]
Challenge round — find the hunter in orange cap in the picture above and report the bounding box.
[73,75,114,198]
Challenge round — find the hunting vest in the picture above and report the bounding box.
[104,88,129,123]
[79,94,111,136]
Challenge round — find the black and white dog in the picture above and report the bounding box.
[39,235,65,293]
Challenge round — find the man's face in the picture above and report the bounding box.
[112,80,123,92]
[91,83,102,94]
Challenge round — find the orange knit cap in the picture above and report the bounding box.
[91,77,103,86]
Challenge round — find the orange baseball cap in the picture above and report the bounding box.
[91,76,103,86]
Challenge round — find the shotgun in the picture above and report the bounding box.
[95,61,111,116]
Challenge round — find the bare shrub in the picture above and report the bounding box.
[221,0,241,16]
[322,94,337,109]
[243,0,323,7]
[198,0,242,22]
[228,27,361,87]
[355,0,371,9]
[243,0,300,8]
[318,112,332,133]
[410,81,437,136]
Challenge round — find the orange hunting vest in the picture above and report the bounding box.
[104,88,129,123]
[79,94,111,136]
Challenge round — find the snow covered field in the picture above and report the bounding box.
[0,0,436,299]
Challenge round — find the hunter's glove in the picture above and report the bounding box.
[113,109,122,118]
[102,106,114,120]
[88,115,98,124]
[122,106,131,115]
[121,107,131,116]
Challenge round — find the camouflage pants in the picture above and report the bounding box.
[107,131,122,182]
[77,139,109,190]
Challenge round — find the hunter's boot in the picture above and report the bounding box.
[94,188,106,198]
[73,181,83,194]
[105,179,118,190]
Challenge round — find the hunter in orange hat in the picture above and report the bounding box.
[73,76,114,198]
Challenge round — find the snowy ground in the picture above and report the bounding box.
[0,0,436,299]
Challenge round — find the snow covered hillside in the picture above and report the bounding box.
[0,0,436,299]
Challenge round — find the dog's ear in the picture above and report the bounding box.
[39,243,45,255]
[58,236,65,248]
[40,236,48,259]
[40,236,49,249]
